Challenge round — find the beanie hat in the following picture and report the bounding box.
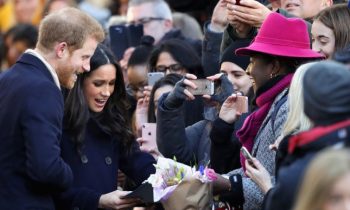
[303,61,350,125]
[220,40,251,70]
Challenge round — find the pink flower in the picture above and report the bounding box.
[204,168,217,181]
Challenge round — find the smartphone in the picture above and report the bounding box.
[109,24,143,60]
[141,123,157,151]
[147,72,164,86]
[187,79,214,95]
[241,146,254,161]
[236,95,249,113]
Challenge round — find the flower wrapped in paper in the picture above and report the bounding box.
[146,157,217,210]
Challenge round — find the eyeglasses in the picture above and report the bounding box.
[129,17,165,25]
[155,64,183,73]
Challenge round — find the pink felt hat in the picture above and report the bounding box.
[236,13,324,58]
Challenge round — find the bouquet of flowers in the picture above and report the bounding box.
[146,157,217,210]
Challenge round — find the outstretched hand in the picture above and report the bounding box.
[218,93,243,123]
[226,0,272,28]
[163,74,197,109]
[204,73,234,105]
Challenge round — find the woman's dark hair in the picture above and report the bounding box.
[147,73,182,123]
[64,43,134,155]
[127,35,155,67]
[149,39,204,78]
[4,23,38,48]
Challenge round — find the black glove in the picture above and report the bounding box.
[210,74,234,105]
[163,77,188,110]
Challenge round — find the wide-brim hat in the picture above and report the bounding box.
[236,13,324,59]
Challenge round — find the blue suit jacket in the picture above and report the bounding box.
[0,53,73,210]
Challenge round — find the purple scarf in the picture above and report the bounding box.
[237,74,293,171]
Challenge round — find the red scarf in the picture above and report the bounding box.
[237,74,293,171]
[288,119,350,154]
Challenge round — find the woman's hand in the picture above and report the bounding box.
[226,0,272,28]
[218,93,242,123]
[204,73,234,105]
[245,158,272,194]
[137,137,163,160]
[99,190,141,209]
[135,97,149,137]
[163,74,197,109]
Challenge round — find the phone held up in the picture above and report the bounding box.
[235,95,249,114]
[141,123,157,151]
[241,146,256,168]
[147,72,164,86]
[186,79,215,95]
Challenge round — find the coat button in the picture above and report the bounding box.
[81,155,88,164]
[105,157,112,165]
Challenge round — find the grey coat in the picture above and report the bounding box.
[226,88,289,210]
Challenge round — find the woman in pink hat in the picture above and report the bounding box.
[212,12,323,210]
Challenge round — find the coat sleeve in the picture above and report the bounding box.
[54,188,101,210]
[21,82,73,190]
[119,142,156,185]
[202,21,223,77]
[156,93,205,165]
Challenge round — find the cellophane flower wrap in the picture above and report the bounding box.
[146,157,217,210]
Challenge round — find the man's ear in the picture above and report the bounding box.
[324,0,333,7]
[164,19,173,30]
[55,42,68,58]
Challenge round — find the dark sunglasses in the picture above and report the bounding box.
[155,64,183,73]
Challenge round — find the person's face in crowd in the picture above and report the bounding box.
[127,2,172,44]
[47,0,70,14]
[57,37,98,89]
[311,20,335,59]
[153,85,173,116]
[155,52,186,75]
[281,0,330,19]
[323,172,350,210]
[14,0,39,23]
[5,35,29,67]
[220,61,252,96]
[83,64,116,113]
[127,64,148,100]
[247,56,272,92]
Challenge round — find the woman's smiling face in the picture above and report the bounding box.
[83,64,116,113]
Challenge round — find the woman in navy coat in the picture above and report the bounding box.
[55,44,156,210]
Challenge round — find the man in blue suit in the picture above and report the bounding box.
[0,8,105,209]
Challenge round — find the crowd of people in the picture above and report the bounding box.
[1,0,350,210]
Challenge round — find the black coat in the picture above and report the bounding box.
[263,122,350,210]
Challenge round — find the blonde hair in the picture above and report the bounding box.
[37,7,105,53]
[293,148,350,210]
[282,62,316,136]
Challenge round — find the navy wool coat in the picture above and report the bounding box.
[55,118,156,210]
[0,53,73,210]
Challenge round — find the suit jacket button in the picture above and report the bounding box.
[81,155,88,164]
[105,157,112,165]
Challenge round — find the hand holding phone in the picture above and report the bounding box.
[186,79,214,95]
[140,123,158,152]
[235,95,249,114]
[241,146,256,167]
